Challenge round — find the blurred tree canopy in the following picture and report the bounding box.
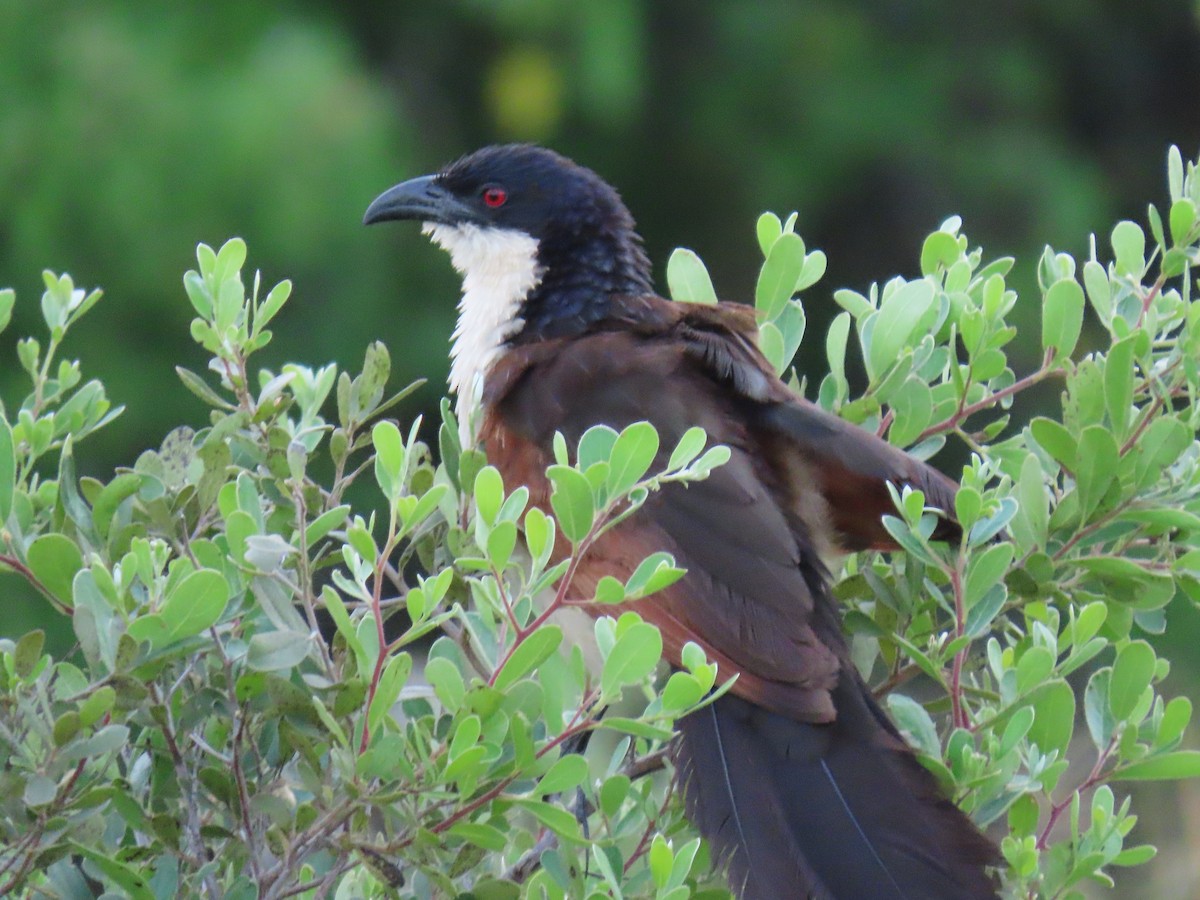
[4,0,1199,471]
[3,2,1200,895]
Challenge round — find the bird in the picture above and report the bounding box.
[364,144,1000,899]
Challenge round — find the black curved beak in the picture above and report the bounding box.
[362,175,481,227]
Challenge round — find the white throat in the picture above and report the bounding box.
[424,222,543,445]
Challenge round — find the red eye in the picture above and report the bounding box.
[482,186,508,208]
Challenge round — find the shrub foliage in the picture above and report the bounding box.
[5,149,1200,898]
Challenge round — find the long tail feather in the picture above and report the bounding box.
[674,683,1000,899]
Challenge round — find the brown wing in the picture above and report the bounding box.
[671,297,962,551]
[484,331,843,721]
[481,300,998,898]
[482,295,960,720]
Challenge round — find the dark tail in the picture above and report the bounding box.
[674,680,1000,899]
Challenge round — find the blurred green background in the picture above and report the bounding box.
[4,1,1200,894]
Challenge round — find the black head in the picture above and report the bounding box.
[364,144,632,240]
[364,145,653,339]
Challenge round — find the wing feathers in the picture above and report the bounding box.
[481,297,998,898]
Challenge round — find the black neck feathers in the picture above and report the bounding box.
[517,226,653,340]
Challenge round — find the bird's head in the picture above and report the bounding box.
[364,144,616,237]
[364,145,653,339]
[365,145,653,437]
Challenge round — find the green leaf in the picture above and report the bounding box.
[26,533,84,607]
[426,656,465,711]
[70,841,154,900]
[256,279,292,332]
[667,426,708,471]
[1168,145,1185,201]
[607,421,660,496]
[13,628,44,678]
[1085,668,1116,749]
[1111,220,1146,277]
[0,288,14,333]
[305,505,351,548]
[755,232,805,318]
[246,630,312,671]
[1104,337,1136,442]
[474,465,505,525]
[601,621,662,695]
[1158,697,1192,749]
[795,250,827,292]
[1028,679,1075,756]
[129,569,228,648]
[887,376,933,447]
[0,418,14,522]
[965,543,1013,609]
[598,717,676,740]
[1041,279,1085,361]
[372,420,404,499]
[534,753,589,795]
[175,366,233,410]
[368,652,413,735]
[868,280,936,381]
[1030,418,1076,470]
[1110,640,1155,721]
[755,212,782,256]
[593,575,626,604]
[1082,260,1112,322]
[1113,845,1159,867]
[486,520,517,571]
[1114,750,1200,781]
[887,694,940,758]
[964,584,1007,638]
[511,799,583,842]
[1011,452,1049,552]
[625,551,685,598]
[23,773,57,807]
[547,465,595,544]
[494,625,562,690]
[447,822,509,852]
[666,248,718,304]
[92,473,143,541]
[524,506,554,571]
[920,231,960,276]
[1075,426,1118,521]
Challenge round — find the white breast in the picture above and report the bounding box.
[424,223,543,445]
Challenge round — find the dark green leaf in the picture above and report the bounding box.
[494,625,562,691]
[1110,640,1155,721]
[13,629,44,678]
[0,417,14,522]
[534,753,589,795]
[1028,679,1075,756]
[1114,750,1200,781]
[1075,426,1118,521]
[246,630,312,671]
[26,534,84,607]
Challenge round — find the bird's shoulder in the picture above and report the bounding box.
[484,292,783,414]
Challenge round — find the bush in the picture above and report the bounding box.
[4,147,1200,898]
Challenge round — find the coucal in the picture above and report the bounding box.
[364,144,1000,899]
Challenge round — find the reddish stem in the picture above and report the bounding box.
[1036,735,1118,850]
[916,349,1057,444]
[948,561,970,731]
